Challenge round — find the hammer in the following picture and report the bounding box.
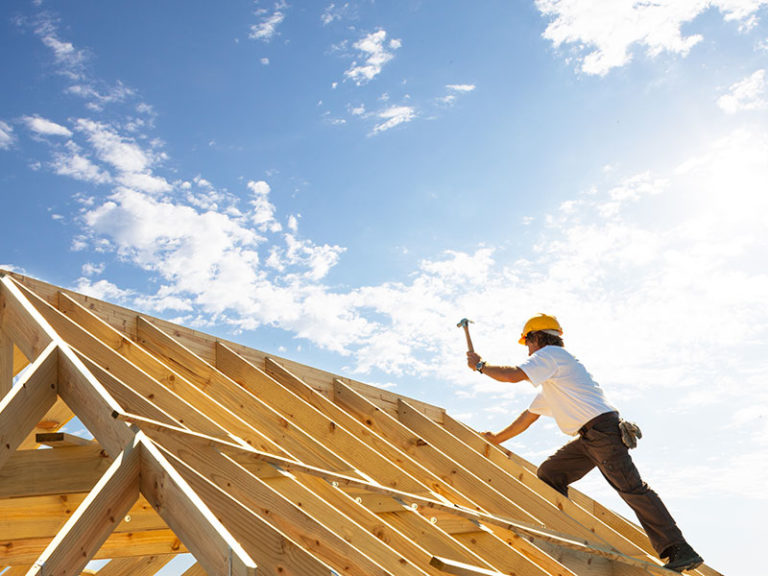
[456,318,474,353]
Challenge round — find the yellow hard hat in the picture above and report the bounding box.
[519,314,563,345]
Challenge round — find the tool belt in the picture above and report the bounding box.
[578,412,642,449]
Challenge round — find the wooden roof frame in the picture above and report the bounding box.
[0,269,720,576]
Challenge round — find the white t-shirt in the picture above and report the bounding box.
[519,346,617,436]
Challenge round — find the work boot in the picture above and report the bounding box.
[662,542,703,572]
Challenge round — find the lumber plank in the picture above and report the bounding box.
[137,317,354,473]
[180,562,208,576]
[35,432,97,447]
[333,378,541,520]
[234,341,445,419]
[430,556,508,576]
[156,430,428,576]
[32,290,231,440]
[118,411,679,576]
[18,397,75,450]
[0,444,109,499]
[265,358,474,502]
[0,530,186,565]
[56,346,134,458]
[274,474,452,576]
[94,554,174,576]
[13,343,29,377]
[217,343,429,493]
[76,353,181,430]
[378,512,513,575]
[159,448,380,576]
[19,269,445,422]
[26,436,141,576]
[139,437,257,576]
[3,565,30,576]
[2,567,32,576]
[0,278,55,363]
[333,382,595,575]
[0,327,12,397]
[143,417,543,576]
[0,342,58,469]
[0,493,166,541]
[151,442,333,576]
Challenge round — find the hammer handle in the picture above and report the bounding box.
[462,325,474,353]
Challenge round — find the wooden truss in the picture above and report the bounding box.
[0,269,721,576]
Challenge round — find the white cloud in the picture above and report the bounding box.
[79,179,348,341]
[52,142,112,184]
[247,180,282,232]
[345,30,402,85]
[322,3,357,26]
[0,121,14,150]
[535,0,768,75]
[23,115,72,137]
[439,83,476,105]
[71,118,171,193]
[66,81,134,111]
[117,171,172,194]
[81,262,105,276]
[446,84,476,93]
[372,105,415,134]
[321,3,341,25]
[76,119,153,173]
[250,2,288,42]
[74,277,133,303]
[717,69,767,113]
[34,16,88,80]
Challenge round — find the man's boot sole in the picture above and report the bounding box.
[664,558,703,573]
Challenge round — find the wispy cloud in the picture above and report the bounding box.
[52,141,112,184]
[23,115,73,137]
[717,69,767,113]
[535,0,768,75]
[372,105,415,134]
[33,14,88,80]
[250,1,288,42]
[321,2,354,26]
[0,121,14,150]
[344,29,402,85]
[66,82,135,112]
[438,83,476,105]
[75,118,171,193]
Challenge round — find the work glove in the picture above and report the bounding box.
[619,419,642,449]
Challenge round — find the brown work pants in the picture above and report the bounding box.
[536,411,684,556]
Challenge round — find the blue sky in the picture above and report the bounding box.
[2,1,767,574]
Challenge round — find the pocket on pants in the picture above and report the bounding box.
[585,430,643,492]
[601,452,644,493]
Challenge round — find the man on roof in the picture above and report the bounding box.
[467,313,703,573]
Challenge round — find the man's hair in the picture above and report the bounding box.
[529,331,564,347]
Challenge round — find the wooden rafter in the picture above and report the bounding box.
[0,343,58,469]
[26,436,141,576]
[0,327,13,397]
[0,269,720,576]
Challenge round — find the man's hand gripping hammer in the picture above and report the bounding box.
[457,318,474,353]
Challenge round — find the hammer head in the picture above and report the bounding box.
[456,318,473,328]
